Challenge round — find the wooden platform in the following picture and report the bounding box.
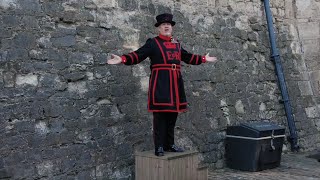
[135,150,207,180]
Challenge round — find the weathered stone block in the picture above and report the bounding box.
[68,52,94,65]
[298,81,314,96]
[0,0,18,10]
[61,72,85,82]
[3,72,15,87]
[12,32,36,48]
[29,50,48,60]
[296,0,317,18]
[37,36,52,48]
[140,3,156,15]
[310,70,320,96]
[0,29,12,38]
[42,1,64,16]
[0,51,8,62]
[67,81,88,97]
[51,27,77,38]
[297,22,320,39]
[52,61,69,70]
[118,0,138,11]
[305,106,320,118]
[21,16,39,29]
[17,0,41,14]
[1,15,19,27]
[250,24,263,31]
[77,25,99,38]
[16,74,38,87]
[51,35,76,47]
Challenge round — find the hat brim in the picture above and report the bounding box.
[155,21,176,27]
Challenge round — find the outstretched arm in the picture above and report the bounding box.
[107,38,153,65]
[181,47,218,65]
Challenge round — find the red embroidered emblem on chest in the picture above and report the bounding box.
[166,51,181,60]
[163,42,177,49]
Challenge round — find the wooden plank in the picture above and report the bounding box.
[192,154,199,179]
[168,158,175,180]
[186,155,192,180]
[157,158,164,180]
[181,157,185,180]
[136,156,144,180]
[180,158,184,179]
[145,157,150,180]
[150,157,157,180]
[152,158,157,180]
[160,159,166,180]
[197,166,208,180]
[171,159,178,180]
[135,156,140,180]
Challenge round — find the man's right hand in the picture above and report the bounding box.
[107,54,122,64]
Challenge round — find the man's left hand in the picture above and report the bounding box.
[205,53,218,63]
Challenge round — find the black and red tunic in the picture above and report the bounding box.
[121,34,206,112]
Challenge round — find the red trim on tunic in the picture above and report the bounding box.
[133,52,139,63]
[169,70,173,107]
[152,69,174,106]
[173,70,180,111]
[147,70,154,110]
[128,53,134,64]
[154,38,167,64]
[195,55,199,64]
[178,43,181,61]
[189,54,194,64]
[152,70,158,105]
[148,109,187,113]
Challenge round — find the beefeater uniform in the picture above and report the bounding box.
[121,34,206,112]
[120,13,207,153]
[120,34,206,151]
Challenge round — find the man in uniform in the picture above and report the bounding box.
[107,13,217,156]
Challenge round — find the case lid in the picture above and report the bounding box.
[226,121,285,138]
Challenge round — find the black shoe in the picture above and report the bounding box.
[166,144,184,152]
[155,147,164,156]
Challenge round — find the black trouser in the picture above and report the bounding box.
[153,112,178,150]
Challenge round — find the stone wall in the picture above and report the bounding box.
[0,0,319,179]
[292,0,320,149]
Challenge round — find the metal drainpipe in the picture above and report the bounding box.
[262,0,299,151]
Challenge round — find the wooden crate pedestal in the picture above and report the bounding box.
[135,151,207,180]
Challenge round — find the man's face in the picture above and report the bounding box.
[158,23,173,37]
